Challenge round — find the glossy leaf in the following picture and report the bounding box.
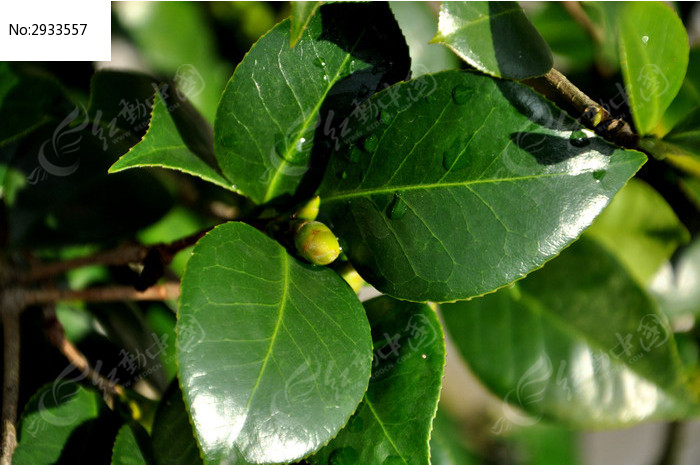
[442,238,697,428]
[318,70,646,302]
[430,408,483,465]
[618,2,689,135]
[585,178,689,285]
[433,2,553,79]
[309,296,445,465]
[290,2,322,48]
[177,222,372,464]
[659,47,700,135]
[214,2,409,204]
[111,423,153,465]
[109,92,232,190]
[151,383,203,465]
[390,1,459,75]
[13,384,114,465]
[651,239,700,317]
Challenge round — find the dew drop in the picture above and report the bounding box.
[451,84,473,105]
[442,138,468,171]
[569,130,590,148]
[362,134,379,153]
[641,35,649,45]
[328,447,359,465]
[388,193,407,220]
[341,170,348,180]
[275,136,309,165]
[378,109,393,125]
[313,57,327,68]
[593,170,606,182]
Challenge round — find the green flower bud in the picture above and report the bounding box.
[294,221,340,265]
[294,196,320,221]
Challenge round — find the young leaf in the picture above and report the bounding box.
[109,91,233,191]
[618,2,689,135]
[659,47,700,135]
[214,2,409,204]
[442,238,698,428]
[290,1,322,47]
[13,383,117,465]
[151,383,203,465]
[309,296,446,465]
[177,222,373,464]
[585,178,689,285]
[111,423,153,465]
[433,2,553,79]
[319,70,646,302]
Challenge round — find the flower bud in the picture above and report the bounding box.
[294,221,340,265]
[294,196,320,221]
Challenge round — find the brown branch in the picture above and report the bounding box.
[19,227,213,285]
[525,69,639,149]
[12,282,180,310]
[562,1,603,44]
[43,307,124,400]
[1,298,20,465]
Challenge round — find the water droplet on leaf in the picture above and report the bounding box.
[362,134,379,152]
[569,130,590,147]
[378,110,392,125]
[388,193,407,220]
[641,35,649,45]
[593,170,606,182]
[313,57,327,68]
[451,84,473,105]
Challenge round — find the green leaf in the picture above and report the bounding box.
[290,1,322,48]
[585,178,689,285]
[651,239,700,317]
[390,1,459,75]
[109,91,232,190]
[429,407,483,465]
[214,2,409,204]
[660,47,700,134]
[309,296,445,465]
[441,238,697,428]
[13,384,114,465]
[177,222,373,464]
[662,107,700,158]
[151,383,203,465]
[432,2,553,79]
[111,423,153,465]
[618,2,689,135]
[318,70,646,302]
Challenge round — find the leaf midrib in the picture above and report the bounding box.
[262,30,366,202]
[324,170,605,203]
[239,251,289,427]
[364,396,409,464]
